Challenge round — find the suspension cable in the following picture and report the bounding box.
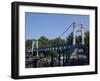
[57,22,73,38]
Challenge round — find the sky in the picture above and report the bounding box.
[25,12,89,40]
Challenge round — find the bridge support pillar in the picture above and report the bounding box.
[73,22,85,45]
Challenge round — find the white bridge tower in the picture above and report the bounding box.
[73,22,84,45]
[32,39,39,57]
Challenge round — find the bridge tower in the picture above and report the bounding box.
[32,39,39,57]
[73,22,84,45]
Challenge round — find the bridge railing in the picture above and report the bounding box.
[25,45,89,68]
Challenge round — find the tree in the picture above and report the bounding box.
[25,30,90,49]
[84,31,89,45]
[76,35,82,45]
[54,38,65,45]
[67,32,73,45]
[25,40,32,49]
[38,36,49,47]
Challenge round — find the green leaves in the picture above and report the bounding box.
[84,31,89,45]
[25,31,89,49]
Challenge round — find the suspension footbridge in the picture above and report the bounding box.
[26,22,89,68]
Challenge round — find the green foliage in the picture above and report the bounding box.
[38,36,49,47]
[84,31,89,45]
[66,32,73,45]
[76,35,82,45]
[25,40,32,49]
[54,38,65,45]
[25,31,89,49]
[53,51,59,57]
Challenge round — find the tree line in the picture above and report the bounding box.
[26,31,89,49]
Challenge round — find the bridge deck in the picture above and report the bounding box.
[26,45,88,52]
